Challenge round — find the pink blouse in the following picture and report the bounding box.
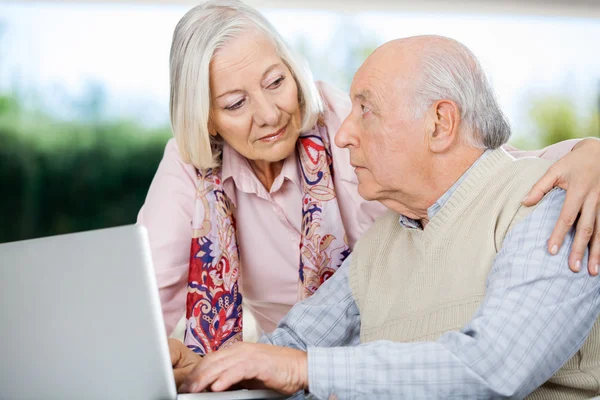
[137,82,577,335]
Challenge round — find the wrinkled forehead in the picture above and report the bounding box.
[210,30,284,92]
[212,29,277,67]
[351,55,419,110]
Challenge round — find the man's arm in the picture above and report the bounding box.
[259,256,361,350]
[306,189,600,400]
[177,189,600,398]
[176,258,361,395]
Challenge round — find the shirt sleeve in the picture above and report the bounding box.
[503,139,579,160]
[306,189,600,400]
[136,138,197,335]
[258,255,360,350]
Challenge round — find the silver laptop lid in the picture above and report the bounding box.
[0,225,177,400]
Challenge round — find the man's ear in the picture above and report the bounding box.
[427,99,460,153]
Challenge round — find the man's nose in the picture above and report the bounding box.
[335,114,357,149]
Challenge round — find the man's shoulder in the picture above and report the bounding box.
[510,154,554,175]
[492,155,556,250]
[489,152,553,206]
[500,155,554,208]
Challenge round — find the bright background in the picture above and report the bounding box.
[1,0,599,243]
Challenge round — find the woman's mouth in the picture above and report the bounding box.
[258,124,287,142]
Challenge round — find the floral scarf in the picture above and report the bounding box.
[184,123,350,354]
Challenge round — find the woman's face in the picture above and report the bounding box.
[209,30,303,164]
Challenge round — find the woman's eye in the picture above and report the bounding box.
[225,99,245,111]
[268,77,284,89]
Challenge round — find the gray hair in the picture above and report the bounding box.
[170,0,323,170]
[411,37,511,149]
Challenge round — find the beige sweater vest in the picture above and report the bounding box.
[349,148,600,399]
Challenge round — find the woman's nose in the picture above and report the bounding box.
[254,95,281,127]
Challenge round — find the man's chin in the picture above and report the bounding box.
[357,185,377,202]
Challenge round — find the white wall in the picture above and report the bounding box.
[12,0,600,18]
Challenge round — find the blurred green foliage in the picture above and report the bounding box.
[510,95,600,149]
[0,92,171,243]
[1,88,599,244]
[1,26,598,245]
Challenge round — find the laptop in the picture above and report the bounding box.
[0,225,284,400]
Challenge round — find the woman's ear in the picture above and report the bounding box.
[207,119,218,137]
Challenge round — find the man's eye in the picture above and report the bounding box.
[361,104,371,114]
[269,77,284,89]
[225,99,245,111]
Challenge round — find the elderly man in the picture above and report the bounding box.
[171,36,600,399]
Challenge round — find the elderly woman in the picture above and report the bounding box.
[138,0,600,356]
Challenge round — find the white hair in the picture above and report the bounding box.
[411,37,511,149]
[169,0,323,170]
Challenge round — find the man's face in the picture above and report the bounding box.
[335,55,430,206]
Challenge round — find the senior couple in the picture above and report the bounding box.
[139,1,600,398]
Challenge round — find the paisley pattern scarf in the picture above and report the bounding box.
[184,123,350,354]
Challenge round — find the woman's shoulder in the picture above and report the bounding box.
[164,137,183,159]
[163,138,196,171]
[152,137,199,189]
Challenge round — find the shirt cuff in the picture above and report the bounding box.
[307,346,357,400]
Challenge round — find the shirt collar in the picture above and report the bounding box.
[399,150,492,229]
[220,143,301,206]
